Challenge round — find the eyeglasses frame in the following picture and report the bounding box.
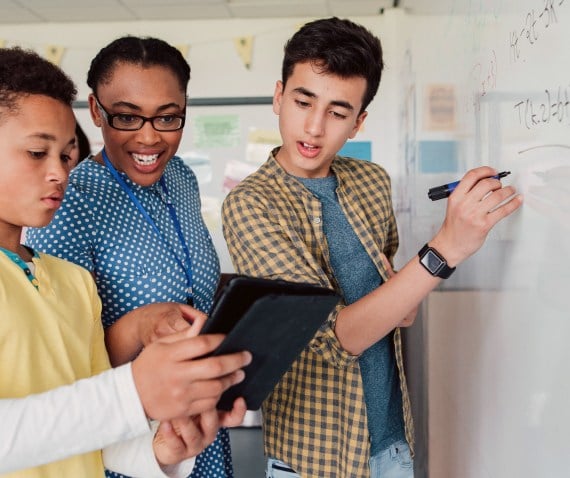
[94,96,186,132]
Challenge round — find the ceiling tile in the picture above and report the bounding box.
[20,5,135,22]
[0,8,42,23]
[131,5,232,20]
[0,0,411,24]
[120,0,226,6]
[329,0,393,17]
[228,0,323,4]
[17,0,121,6]
[228,1,329,18]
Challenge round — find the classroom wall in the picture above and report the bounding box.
[0,14,405,173]
[1,12,408,273]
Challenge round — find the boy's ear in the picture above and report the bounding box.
[349,111,368,139]
[272,80,284,115]
[88,94,103,127]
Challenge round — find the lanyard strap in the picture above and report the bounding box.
[0,246,40,290]
[101,149,194,299]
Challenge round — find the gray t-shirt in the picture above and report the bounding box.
[297,174,405,455]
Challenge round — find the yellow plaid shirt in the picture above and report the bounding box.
[222,149,414,477]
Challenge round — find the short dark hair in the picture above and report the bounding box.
[87,36,190,96]
[0,47,76,116]
[282,17,383,113]
[75,122,91,163]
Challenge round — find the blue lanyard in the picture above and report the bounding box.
[101,149,194,302]
[0,246,40,290]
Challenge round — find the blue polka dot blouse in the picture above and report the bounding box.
[27,156,234,478]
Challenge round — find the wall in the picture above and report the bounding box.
[2,13,407,273]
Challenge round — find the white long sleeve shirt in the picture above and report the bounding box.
[0,363,194,478]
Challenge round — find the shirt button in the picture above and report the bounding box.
[313,217,321,224]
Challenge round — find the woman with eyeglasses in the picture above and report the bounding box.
[27,36,236,478]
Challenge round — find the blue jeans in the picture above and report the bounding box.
[267,441,413,478]
[369,441,414,478]
[266,458,300,478]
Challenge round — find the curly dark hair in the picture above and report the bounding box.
[0,47,77,115]
[74,122,92,163]
[87,36,190,96]
[282,17,383,114]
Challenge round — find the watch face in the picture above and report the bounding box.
[421,249,444,274]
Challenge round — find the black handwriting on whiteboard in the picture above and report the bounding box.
[514,86,570,129]
[510,0,566,62]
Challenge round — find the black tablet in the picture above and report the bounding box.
[203,276,340,410]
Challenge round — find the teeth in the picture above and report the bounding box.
[303,143,317,150]
[132,153,159,165]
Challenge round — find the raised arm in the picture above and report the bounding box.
[335,166,523,354]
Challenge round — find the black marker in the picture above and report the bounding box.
[428,171,511,201]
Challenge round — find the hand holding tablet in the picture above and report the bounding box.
[203,276,340,410]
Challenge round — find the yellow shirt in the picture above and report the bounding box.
[0,251,107,478]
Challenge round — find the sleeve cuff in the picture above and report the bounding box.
[309,306,360,368]
[150,420,196,478]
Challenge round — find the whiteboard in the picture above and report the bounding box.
[400,1,570,476]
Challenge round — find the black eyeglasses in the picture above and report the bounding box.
[94,97,186,132]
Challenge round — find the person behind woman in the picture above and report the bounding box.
[1,46,251,478]
[69,121,92,168]
[27,36,236,478]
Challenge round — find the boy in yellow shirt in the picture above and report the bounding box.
[0,46,251,478]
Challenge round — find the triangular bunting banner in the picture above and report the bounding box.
[45,44,65,65]
[175,44,190,59]
[233,36,253,70]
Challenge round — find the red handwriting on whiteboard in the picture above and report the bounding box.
[470,49,498,111]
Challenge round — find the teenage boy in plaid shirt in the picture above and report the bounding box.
[222,17,522,478]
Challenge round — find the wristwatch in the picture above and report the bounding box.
[418,243,456,279]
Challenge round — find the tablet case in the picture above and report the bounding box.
[203,276,340,410]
